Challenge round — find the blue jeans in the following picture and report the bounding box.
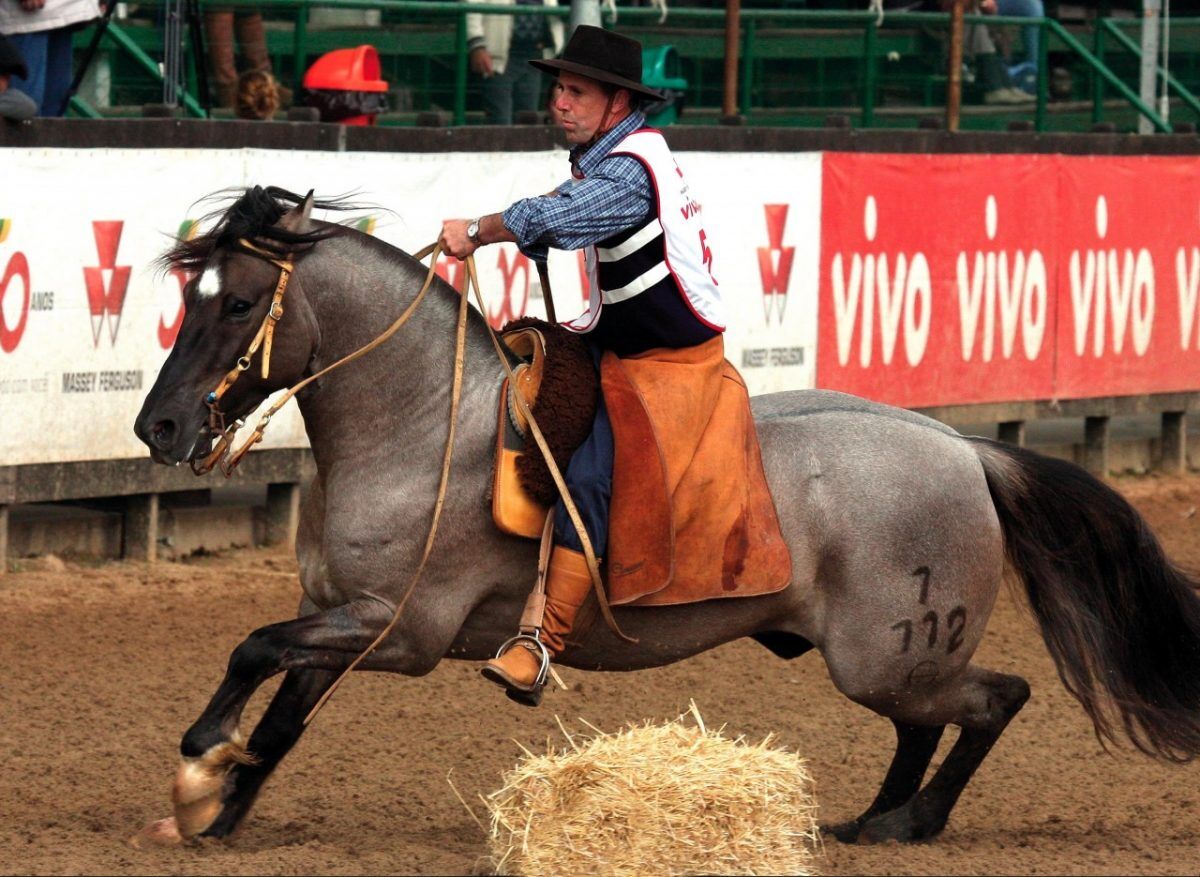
[553,348,613,556]
[996,0,1043,68]
[7,28,75,117]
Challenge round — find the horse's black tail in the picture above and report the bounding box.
[968,436,1200,762]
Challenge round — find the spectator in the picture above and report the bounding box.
[995,0,1043,94]
[0,32,36,120]
[235,68,279,120]
[467,0,564,124]
[203,8,290,110]
[0,0,101,117]
[961,0,1035,104]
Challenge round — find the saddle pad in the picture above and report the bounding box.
[604,336,793,607]
[491,320,598,539]
[492,371,552,539]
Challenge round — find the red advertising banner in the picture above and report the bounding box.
[818,153,1059,408]
[1055,156,1200,399]
[819,152,1200,408]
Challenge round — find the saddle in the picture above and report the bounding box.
[491,328,791,607]
[491,318,598,539]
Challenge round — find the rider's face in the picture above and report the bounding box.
[551,72,629,144]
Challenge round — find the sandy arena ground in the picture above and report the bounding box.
[3,475,1200,875]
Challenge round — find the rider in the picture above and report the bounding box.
[439,25,724,705]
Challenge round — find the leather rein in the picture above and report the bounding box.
[190,236,632,725]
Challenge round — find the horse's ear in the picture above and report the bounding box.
[278,190,316,233]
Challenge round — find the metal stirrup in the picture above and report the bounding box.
[494,633,552,688]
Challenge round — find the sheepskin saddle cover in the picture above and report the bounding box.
[491,318,598,539]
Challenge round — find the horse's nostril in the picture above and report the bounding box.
[151,420,176,448]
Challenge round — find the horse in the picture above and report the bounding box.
[134,186,1200,847]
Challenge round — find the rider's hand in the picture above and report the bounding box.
[470,47,495,77]
[979,0,998,12]
[20,0,46,11]
[439,219,479,262]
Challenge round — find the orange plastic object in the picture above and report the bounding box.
[303,45,388,125]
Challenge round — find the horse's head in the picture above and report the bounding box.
[136,187,333,466]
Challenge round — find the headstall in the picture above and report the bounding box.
[192,239,295,476]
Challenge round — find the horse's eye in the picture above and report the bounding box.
[225,298,254,319]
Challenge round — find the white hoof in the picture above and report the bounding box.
[129,816,183,849]
[170,738,252,839]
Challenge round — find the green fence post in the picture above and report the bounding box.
[1035,18,1048,130]
[740,16,756,115]
[292,2,309,99]
[455,9,467,125]
[1092,21,1105,124]
[862,18,877,127]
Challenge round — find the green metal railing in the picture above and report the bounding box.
[73,1,1194,132]
[1094,16,1200,127]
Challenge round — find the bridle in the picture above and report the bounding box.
[182,232,634,723]
[193,236,445,477]
[192,240,294,476]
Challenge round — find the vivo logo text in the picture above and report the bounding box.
[831,196,931,368]
[1068,196,1154,357]
[956,196,1047,363]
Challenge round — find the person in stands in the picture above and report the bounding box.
[0,0,100,116]
[466,0,564,123]
[0,32,37,120]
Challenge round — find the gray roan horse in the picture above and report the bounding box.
[135,187,1200,846]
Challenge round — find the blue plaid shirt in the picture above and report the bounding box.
[503,111,653,262]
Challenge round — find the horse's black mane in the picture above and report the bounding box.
[159,186,356,273]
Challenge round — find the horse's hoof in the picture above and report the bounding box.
[856,807,941,844]
[820,819,864,844]
[169,737,255,838]
[129,817,183,849]
[171,754,229,838]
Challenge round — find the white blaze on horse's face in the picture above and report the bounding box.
[195,265,222,300]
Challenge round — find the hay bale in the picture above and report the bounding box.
[484,707,821,876]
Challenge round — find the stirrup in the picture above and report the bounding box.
[493,633,552,689]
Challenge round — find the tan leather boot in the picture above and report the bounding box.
[483,546,593,706]
[203,11,237,108]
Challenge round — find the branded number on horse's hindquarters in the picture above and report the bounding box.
[890,567,968,654]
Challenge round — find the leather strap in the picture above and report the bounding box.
[464,257,634,645]
[199,241,441,476]
[196,239,636,728]
[518,511,555,632]
[306,241,466,723]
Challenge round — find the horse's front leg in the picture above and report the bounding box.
[195,667,337,839]
[157,597,430,841]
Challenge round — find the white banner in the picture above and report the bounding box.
[0,146,821,466]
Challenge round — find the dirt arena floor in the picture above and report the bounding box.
[4,475,1200,875]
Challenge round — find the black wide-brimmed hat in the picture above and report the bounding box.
[530,25,663,103]
[0,34,28,79]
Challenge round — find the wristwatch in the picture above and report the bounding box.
[466,218,482,245]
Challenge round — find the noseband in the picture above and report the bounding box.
[193,239,295,476]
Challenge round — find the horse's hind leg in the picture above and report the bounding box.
[824,720,945,843]
[855,666,1030,843]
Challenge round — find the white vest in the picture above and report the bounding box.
[566,129,725,349]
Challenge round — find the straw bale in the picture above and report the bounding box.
[483,707,821,876]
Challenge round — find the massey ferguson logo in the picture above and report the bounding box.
[757,204,794,324]
[83,220,131,346]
